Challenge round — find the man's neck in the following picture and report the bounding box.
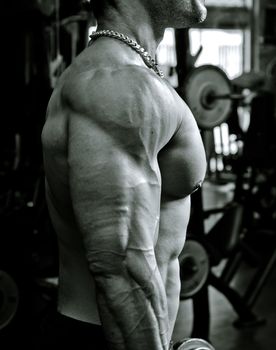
[96,2,165,58]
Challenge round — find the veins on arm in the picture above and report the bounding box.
[67,100,169,349]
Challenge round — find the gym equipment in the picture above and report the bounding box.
[231,71,265,90]
[0,270,19,330]
[179,201,244,300]
[243,91,276,168]
[179,239,210,299]
[173,338,215,350]
[184,172,276,339]
[180,65,244,129]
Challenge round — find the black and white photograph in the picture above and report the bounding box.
[0,1,275,349]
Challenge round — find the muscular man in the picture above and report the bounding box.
[41,0,207,349]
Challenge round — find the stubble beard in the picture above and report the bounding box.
[166,0,207,28]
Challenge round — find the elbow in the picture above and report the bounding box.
[86,249,127,277]
[86,248,157,296]
[125,248,157,292]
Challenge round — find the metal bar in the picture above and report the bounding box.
[209,272,256,321]
[191,286,210,340]
[212,94,244,100]
[244,248,276,308]
[221,251,243,284]
[251,0,261,71]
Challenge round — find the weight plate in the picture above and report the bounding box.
[180,65,233,129]
[0,270,19,330]
[179,239,209,299]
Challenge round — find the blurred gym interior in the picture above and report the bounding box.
[0,1,275,349]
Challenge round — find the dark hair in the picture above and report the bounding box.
[87,0,118,19]
[85,0,106,19]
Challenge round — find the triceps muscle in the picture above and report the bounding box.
[68,116,168,349]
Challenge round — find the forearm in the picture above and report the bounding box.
[93,262,170,350]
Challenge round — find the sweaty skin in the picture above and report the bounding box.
[41,2,207,350]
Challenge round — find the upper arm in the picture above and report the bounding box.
[66,69,170,348]
[67,74,162,275]
[68,119,164,321]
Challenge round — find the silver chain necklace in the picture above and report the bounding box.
[88,30,164,79]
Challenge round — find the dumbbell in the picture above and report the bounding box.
[172,338,215,350]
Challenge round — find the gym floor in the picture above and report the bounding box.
[172,181,276,350]
[173,257,276,350]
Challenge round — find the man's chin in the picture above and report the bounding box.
[190,6,207,25]
[171,3,207,29]
[195,0,207,21]
[198,7,207,23]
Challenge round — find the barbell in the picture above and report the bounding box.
[180,65,244,129]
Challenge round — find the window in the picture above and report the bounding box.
[189,29,246,79]
[156,28,178,86]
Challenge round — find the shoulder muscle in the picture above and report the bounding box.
[64,66,180,155]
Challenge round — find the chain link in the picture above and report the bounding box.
[89,30,164,79]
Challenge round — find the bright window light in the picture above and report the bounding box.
[189,29,244,79]
[156,28,176,67]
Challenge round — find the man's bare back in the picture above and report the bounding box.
[42,36,206,348]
